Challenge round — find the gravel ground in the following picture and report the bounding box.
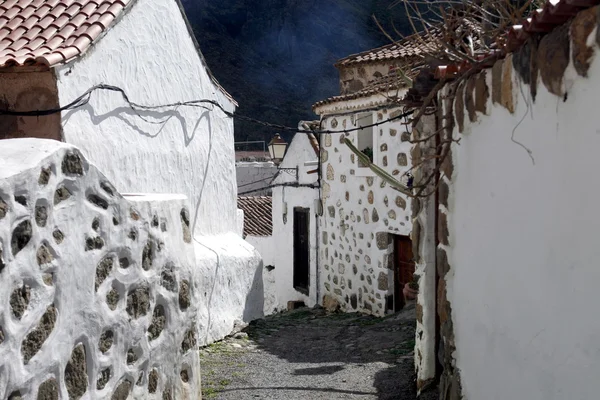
[200,303,439,400]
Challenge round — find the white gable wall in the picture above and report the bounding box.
[272,133,320,309]
[55,0,263,345]
[56,0,236,237]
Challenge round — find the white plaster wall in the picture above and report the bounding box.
[245,235,277,315]
[55,0,263,345]
[317,106,413,315]
[445,42,600,399]
[236,162,278,196]
[272,134,320,309]
[0,139,200,399]
[56,0,236,237]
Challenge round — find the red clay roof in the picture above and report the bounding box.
[313,70,411,110]
[237,196,272,237]
[0,0,130,68]
[336,28,442,67]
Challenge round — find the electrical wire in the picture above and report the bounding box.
[0,84,415,135]
[238,181,319,196]
[237,170,281,188]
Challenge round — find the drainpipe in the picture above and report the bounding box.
[314,130,323,307]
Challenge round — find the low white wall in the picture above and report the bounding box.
[194,235,263,345]
[445,27,600,400]
[0,139,200,399]
[245,235,277,315]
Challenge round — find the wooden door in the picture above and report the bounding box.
[394,235,415,311]
[293,208,310,295]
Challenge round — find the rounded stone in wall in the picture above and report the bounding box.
[388,210,397,220]
[397,153,408,166]
[52,229,64,244]
[10,284,30,319]
[11,220,32,256]
[372,209,379,223]
[161,264,177,292]
[106,286,119,311]
[38,167,51,186]
[53,186,71,205]
[378,272,389,291]
[35,202,48,227]
[95,256,115,291]
[395,196,407,210]
[331,118,338,128]
[65,343,88,399]
[97,368,111,390]
[37,377,59,400]
[61,152,84,176]
[368,191,374,204]
[99,330,114,353]
[180,364,191,383]
[181,328,197,354]
[148,369,159,393]
[22,305,57,364]
[126,285,151,318]
[111,379,132,400]
[36,243,55,267]
[148,304,166,341]
[179,280,191,310]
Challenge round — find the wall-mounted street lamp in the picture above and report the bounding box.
[268,133,298,180]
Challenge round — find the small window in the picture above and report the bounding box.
[356,113,374,168]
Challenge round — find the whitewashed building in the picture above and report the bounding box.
[311,42,423,316]
[271,129,321,309]
[0,0,262,346]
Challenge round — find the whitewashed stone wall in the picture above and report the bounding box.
[318,108,413,316]
[0,139,200,399]
[54,0,263,345]
[415,8,600,399]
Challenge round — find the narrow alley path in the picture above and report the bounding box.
[200,303,438,399]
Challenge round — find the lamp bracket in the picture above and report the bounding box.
[278,166,298,181]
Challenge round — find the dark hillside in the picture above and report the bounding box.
[180,0,412,144]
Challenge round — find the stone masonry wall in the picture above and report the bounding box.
[319,108,413,316]
[0,139,200,399]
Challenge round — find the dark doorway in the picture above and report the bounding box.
[393,235,415,311]
[293,208,310,295]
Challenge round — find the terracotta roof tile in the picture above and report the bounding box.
[313,70,412,109]
[336,28,443,67]
[238,196,273,237]
[0,0,130,68]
